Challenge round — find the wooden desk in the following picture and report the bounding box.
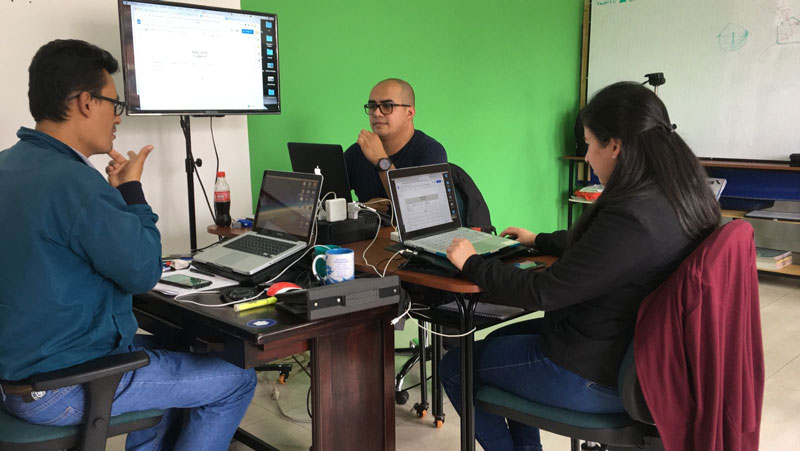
[206,224,251,238]
[133,290,396,451]
[347,228,555,451]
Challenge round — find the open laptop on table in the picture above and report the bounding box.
[193,170,323,275]
[387,163,519,257]
[288,142,353,202]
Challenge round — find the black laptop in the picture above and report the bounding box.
[287,142,353,202]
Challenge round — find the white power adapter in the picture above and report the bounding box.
[325,198,347,222]
[389,231,401,242]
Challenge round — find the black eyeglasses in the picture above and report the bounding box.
[364,102,411,115]
[91,94,127,116]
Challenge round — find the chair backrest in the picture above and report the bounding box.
[620,220,760,428]
[618,343,654,425]
[632,220,763,450]
[449,163,495,233]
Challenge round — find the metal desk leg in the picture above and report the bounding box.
[454,294,478,451]
[568,159,575,227]
[414,321,430,418]
[431,323,445,428]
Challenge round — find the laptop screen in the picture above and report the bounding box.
[254,171,321,241]
[287,142,353,202]
[388,163,461,240]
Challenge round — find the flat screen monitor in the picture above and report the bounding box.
[117,0,280,116]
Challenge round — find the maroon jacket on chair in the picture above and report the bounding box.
[634,220,764,451]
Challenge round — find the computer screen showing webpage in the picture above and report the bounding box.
[119,0,279,114]
[256,175,318,238]
[394,171,457,233]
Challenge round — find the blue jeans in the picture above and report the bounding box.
[1,334,257,451]
[439,319,625,451]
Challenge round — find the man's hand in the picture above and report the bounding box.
[499,227,537,247]
[446,238,477,271]
[357,129,388,166]
[106,145,154,188]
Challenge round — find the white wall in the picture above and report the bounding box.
[0,0,253,255]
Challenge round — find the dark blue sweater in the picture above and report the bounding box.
[344,129,446,201]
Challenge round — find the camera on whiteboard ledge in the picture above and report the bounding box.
[644,72,665,87]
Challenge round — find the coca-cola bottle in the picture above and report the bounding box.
[214,171,232,227]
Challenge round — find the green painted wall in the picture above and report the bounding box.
[242,0,583,233]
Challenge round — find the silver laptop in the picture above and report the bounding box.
[387,163,519,257]
[193,170,323,275]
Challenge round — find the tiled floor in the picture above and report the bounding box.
[106,274,800,450]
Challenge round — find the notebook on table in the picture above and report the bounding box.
[193,170,323,275]
[287,142,353,202]
[387,163,519,257]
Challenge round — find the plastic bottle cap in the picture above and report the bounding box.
[217,171,225,177]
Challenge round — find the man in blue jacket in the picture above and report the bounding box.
[0,39,256,450]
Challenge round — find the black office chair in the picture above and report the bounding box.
[475,343,662,451]
[394,162,499,425]
[0,351,163,451]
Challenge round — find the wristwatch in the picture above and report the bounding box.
[376,157,392,171]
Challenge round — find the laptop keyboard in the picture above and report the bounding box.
[417,228,489,248]
[224,235,295,257]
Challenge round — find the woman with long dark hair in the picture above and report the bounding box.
[440,81,720,450]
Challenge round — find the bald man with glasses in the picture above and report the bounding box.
[345,78,447,205]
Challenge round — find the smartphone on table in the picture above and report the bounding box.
[160,274,212,289]
[512,260,546,270]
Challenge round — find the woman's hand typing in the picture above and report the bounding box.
[500,227,537,247]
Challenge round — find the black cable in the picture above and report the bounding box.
[401,375,433,391]
[190,117,223,228]
[306,386,312,420]
[292,355,312,378]
[210,117,220,181]
[189,123,215,224]
[192,163,216,224]
[292,354,314,419]
[191,240,220,253]
[208,116,222,224]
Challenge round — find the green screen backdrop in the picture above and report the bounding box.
[241,0,584,233]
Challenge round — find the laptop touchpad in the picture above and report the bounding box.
[473,241,499,255]
[218,253,259,268]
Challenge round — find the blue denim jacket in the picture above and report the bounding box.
[0,128,162,381]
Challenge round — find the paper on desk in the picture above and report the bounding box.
[154,268,239,297]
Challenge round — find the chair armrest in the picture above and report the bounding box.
[30,351,150,391]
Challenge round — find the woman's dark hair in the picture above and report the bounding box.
[28,39,119,122]
[570,81,720,244]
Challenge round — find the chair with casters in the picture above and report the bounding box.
[393,162,503,427]
[0,351,164,451]
[475,220,763,450]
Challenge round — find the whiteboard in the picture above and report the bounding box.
[587,0,800,161]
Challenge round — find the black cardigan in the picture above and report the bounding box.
[462,190,697,387]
